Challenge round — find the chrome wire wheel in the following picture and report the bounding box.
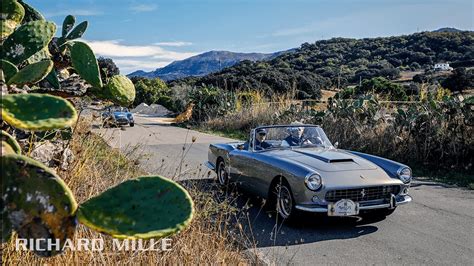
[276,184,293,219]
[217,161,228,185]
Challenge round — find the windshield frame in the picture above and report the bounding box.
[251,124,334,152]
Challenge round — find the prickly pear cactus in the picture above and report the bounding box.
[1,93,78,131]
[0,59,19,82]
[0,0,25,40]
[70,41,103,88]
[77,176,194,239]
[66,21,88,41]
[103,75,136,106]
[62,15,75,37]
[1,154,78,256]
[7,59,53,85]
[1,130,21,154]
[1,20,56,65]
[2,141,16,155]
[17,0,44,22]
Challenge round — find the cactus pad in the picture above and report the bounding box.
[1,154,78,256]
[104,75,136,106]
[18,0,44,22]
[70,41,103,88]
[62,15,75,37]
[45,68,60,89]
[1,20,56,65]
[0,59,19,82]
[1,130,21,154]
[7,59,53,85]
[2,141,16,155]
[1,93,78,131]
[77,176,194,239]
[66,21,88,40]
[0,0,25,40]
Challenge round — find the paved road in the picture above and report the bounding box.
[97,115,474,265]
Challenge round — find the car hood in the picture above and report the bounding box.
[264,148,377,172]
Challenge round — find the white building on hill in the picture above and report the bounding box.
[433,62,453,71]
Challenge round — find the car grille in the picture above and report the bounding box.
[325,185,400,202]
[115,117,129,123]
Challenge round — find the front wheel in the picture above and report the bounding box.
[216,160,229,186]
[271,179,298,222]
[130,122,135,127]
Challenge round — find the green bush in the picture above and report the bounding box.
[132,77,179,110]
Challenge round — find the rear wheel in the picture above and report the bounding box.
[216,159,229,186]
[130,122,135,127]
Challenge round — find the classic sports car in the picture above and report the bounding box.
[206,124,412,220]
[102,106,135,127]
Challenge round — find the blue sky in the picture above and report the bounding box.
[30,0,473,73]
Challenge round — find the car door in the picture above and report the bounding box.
[226,130,256,191]
[228,130,270,197]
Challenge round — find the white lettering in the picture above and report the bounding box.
[162,238,172,251]
[15,238,28,250]
[91,239,104,251]
[113,239,129,251]
[35,239,46,251]
[62,238,74,251]
[77,238,90,251]
[47,238,61,251]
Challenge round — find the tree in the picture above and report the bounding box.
[133,78,173,108]
[98,57,120,83]
[356,77,407,100]
[442,67,474,92]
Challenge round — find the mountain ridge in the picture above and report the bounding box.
[128,50,287,80]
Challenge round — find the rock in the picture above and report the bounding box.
[131,103,173,117]
[30,140,74,170]
[37,74,90,96]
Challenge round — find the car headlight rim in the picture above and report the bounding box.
[305,173,322,191]
[397,167,412,183]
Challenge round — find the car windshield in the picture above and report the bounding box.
[252,125,333,151]
[110,107,129,112]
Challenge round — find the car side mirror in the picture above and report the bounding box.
[237,144,245,150]
[334,142,339,149]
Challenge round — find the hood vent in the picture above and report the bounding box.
[293,150,354,163]
[328,158,354,163]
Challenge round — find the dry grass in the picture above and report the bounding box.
[2,117,252,264]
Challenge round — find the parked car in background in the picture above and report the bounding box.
[102,106,135,127]
[206,124,412,221]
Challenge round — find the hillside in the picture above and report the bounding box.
[128,50,285,80]
[171,31,473,99]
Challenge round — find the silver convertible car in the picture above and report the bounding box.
[205,124,412,221]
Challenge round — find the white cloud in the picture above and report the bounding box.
[83,39,198,74]
[45,9,103,18]
[153,41,193,47]
[130,4,158,13]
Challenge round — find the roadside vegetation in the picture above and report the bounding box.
[2,118,253,264]
[199,91,473,187]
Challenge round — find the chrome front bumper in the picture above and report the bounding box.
[295,194,412,213]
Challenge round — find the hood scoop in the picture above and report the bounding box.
[293,150,354,163]
[327,158,354,163]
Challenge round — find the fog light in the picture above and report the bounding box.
[312,195,320,203]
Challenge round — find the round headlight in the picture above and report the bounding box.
[305,173,322,191]
[398,167,412,183]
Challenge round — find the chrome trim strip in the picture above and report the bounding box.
[204,161,215,171]
[295,195,412,213]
